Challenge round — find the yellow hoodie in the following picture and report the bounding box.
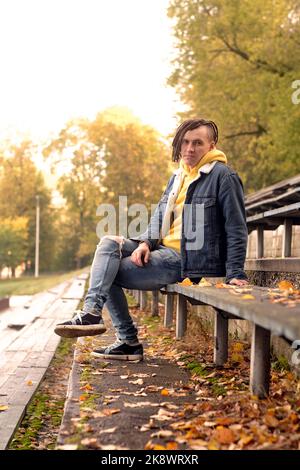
[162,149,227,252]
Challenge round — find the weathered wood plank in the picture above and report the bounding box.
[139,291,147,310]
[0,275,87,449]
[176,294,187,339]
[163,284,300,342]
[250,325,271,398]
[282,218,292,258]
[151,291,159,317]
[245,258,300,272]
[214,309,228,366]
[164,293,175,327]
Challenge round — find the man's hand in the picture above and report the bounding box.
[131,242,150,267]
[228,278,249,286]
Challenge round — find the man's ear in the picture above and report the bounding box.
[210,142,216,150]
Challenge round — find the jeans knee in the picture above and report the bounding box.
[97,235,125,257]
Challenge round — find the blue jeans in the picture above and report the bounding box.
[83,237,182,341]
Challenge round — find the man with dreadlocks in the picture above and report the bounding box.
[55,119,248,362]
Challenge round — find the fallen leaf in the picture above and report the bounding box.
[151,408,175,421]
[198,278,212,287]
[264,413,279,428]
[129,379,144,385]
[99,427,117,434]
[241,294,255,300]
[102,408,121,416]
[151,430,174,438]
[214,426,236,444]
[0,405,8,412]
[178,278,194,286]
[56,444,78,450]
[278,280,294,291]
[26,380,33,386]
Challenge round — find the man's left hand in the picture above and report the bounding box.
[228,278,249,286]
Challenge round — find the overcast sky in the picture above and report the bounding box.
[0,0,183,142]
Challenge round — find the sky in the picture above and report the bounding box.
[0,0,183,143]
[0,0,180,143]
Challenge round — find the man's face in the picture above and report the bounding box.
[180,126,215,169]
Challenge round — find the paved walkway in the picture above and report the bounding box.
[0,273,88,449]
[57,309,196,451]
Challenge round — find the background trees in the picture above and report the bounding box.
[168,0,300,191]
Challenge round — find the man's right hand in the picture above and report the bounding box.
[131,242,151,267]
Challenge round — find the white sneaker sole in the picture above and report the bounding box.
[54,324,106,338]
[91,351,143,362]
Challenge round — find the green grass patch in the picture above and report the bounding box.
[0,267,89,296]
[186,360,208,377]
[9,392,65,450]
[272,355,290,372]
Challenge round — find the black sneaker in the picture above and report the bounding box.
[91,339,143,362]
[54,311,106,338]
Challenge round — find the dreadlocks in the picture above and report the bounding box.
[172,119,219,162]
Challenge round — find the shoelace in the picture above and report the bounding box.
[105,339,123,353]
[72,311,83,325]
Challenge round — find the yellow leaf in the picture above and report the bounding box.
[161,389,170,396]
[178,278,194,286]
[207,439,220,450]
[26,380,33,386]
[278,280,294,290]
[231,353,244,363]
[0,405,9,412]
[232,342,245,352]
[264,413,279,428]
[81,383,93,391]
[241,294,255,300]
[198,278,212,287]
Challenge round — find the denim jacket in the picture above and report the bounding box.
[133,162,248,282]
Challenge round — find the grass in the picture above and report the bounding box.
[0,267,89,297]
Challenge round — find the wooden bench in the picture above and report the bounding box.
[161,283,300,399]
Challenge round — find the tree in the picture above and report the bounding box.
[43,108,171,267]
[0,140,57,273]
[168,0,300,191]
[0,217,28,277]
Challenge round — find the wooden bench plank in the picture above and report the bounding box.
[164,284,300,342]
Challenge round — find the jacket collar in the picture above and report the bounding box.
[173,160,218,176]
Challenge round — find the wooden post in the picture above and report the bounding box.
[176,294,187,339]
[151,291,159,317]
[139,291,147,310]
[282,218,292,258]
[250,324,271,398]
[256,226,264,258]
[164,294,174,327]
[213,309,228,366]
[134,290,140,306]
